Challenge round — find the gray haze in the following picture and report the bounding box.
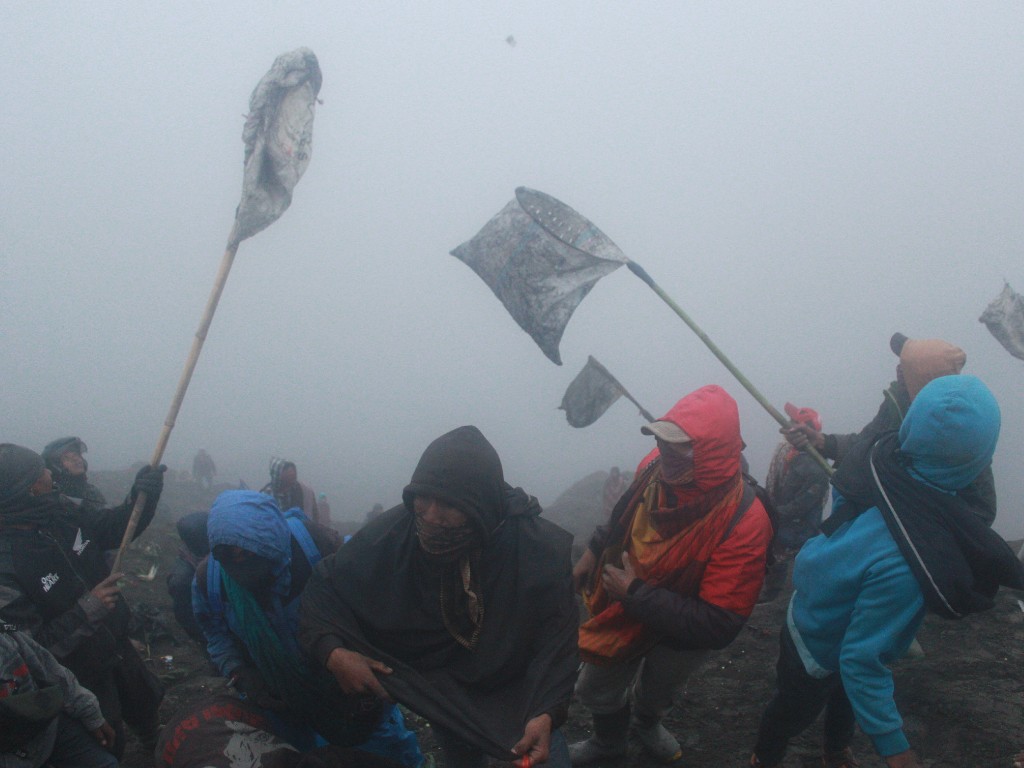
[2,3,1022,537]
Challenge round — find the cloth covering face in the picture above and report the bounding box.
[299,426,578,758]
[579,385,752,663]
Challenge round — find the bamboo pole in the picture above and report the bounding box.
[626,260,834,476]
[111,226,241,572]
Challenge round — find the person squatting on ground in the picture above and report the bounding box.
[191,490,421,766]
[299,426,579,768]
[166,511,210,644]
[0,626,117,768]
[0,444,166,758]
[41,437,106,511]
[262,458,322,524]
[784,333,997,525]
[749,375,1024,768]
[759,404,831,604]
[570,385,774,765]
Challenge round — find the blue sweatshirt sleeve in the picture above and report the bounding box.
[838,551,925,757]
[191,560,246,677]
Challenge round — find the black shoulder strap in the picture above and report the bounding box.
[725,474,778,568]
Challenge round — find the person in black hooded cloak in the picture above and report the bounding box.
[299,426,578,768]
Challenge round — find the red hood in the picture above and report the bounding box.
[637,385,743,491]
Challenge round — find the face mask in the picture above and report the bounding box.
[414,514,480,560]
[660,443,695,486]
[217,551,276,593]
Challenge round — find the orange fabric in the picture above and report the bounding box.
[579,385,747,664]
[899,339,966,400]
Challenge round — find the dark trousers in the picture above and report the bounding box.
[76,639,164,759]
[752,625,856,766]
[47,714,119,768]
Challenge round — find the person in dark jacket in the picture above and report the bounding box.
[166,511,210,644]
[299,426,579,768]
[570,386,774,765]
[784,334,997,525]
[750,375,1024,768]
[192,491,419,766]
[0,626,116,768]
[41,438,106,511]
[0,444,166,758]
[758,403,831,604]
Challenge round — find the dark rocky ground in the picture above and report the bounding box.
[95,471,1024,768]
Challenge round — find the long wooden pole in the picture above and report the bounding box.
[625,260,834,476]
[111,226,241,572]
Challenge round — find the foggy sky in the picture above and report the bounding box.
[2,2,1022,538]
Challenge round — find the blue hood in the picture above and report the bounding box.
[208,490,292,576]
[899,375,1000,491]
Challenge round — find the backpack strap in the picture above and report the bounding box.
[284,509,321,568]
[722,474,779,568]
[206,556,225,617]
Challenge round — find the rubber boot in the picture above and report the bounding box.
[631,714,681,764]
[569,705,631,766]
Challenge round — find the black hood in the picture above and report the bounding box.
[176,511,211,558]
[402,426,507,538]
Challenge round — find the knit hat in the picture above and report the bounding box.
[899,339,967,400]
[0,444,46,506]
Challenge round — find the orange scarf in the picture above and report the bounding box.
[579,460,744,664]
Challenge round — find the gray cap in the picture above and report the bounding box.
[640,420,691,443]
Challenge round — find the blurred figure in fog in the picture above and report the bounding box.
[192,450,216,491]
[262,458,320,524]
[317,493,333,527]
[600,467,625,517]
[364,503,384,526]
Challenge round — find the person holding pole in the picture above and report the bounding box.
[749,375,1023,768]
[783,333,997,525]
[0,443,166,758]
[569,385,773,765]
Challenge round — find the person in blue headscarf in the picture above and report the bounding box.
[750,375,1024,768]
[192,490,421,766]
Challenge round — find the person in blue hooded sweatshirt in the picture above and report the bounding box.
[192,490,422,766]
[749,375,1024,768]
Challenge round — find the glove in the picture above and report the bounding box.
[131,464,167,500]
[229,666,267,697]
[230,667,289,712]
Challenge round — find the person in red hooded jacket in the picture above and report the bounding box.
[569,385,774,765]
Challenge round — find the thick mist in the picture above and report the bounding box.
[2,3,1022,537]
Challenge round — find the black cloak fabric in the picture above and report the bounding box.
[824,433,1024,619]
[299,426,578,758]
